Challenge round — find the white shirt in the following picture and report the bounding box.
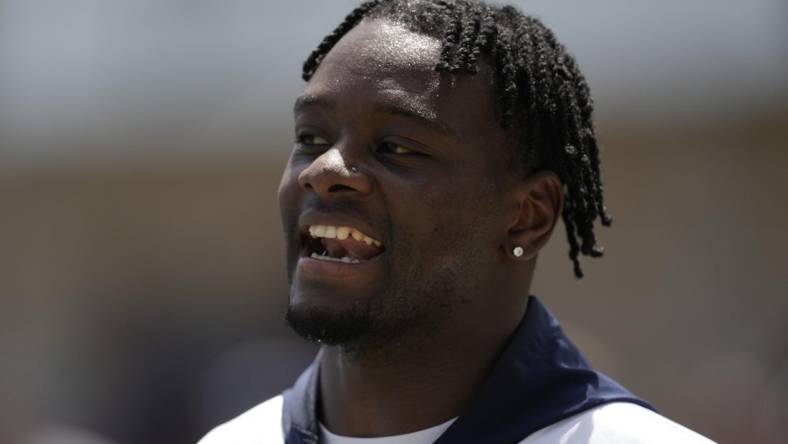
[319,418,457,444]
[198,396,716,444]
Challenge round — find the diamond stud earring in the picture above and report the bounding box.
[513,246,524,257]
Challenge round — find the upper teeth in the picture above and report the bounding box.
[308,225,382,247]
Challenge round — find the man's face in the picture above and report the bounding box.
[278,19,517,346]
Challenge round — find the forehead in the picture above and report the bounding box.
[333,19,442,76]
[303,19,501,136]
[313,19,442,96]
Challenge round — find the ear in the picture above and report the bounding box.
[505,171,564,261]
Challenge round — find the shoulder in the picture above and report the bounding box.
[520,402,716,444]
[198,395,284,444]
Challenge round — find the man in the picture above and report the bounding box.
[201,1,714,442]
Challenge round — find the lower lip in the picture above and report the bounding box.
[297,254,382,279]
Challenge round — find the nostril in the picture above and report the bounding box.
[328,184,355,193]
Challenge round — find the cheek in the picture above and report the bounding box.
[433,179,505,249]
[381,156,508,260]
[396,179,496,256]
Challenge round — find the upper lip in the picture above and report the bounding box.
[298,211,384,245]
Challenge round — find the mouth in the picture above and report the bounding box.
[300,224,385,265]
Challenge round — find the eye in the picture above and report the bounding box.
[377,142,417,155]
[297,134,328,145]
[296,134,330,146]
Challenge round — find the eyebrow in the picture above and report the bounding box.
[293,94,455,136]
[293,94,332,113]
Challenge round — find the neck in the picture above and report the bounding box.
[318,292,529,437]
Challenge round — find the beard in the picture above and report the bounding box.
[281,198,499,354]
[285,297,373,346]
[284,249,469,358]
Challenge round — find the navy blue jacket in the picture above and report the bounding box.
[282,296,655,444]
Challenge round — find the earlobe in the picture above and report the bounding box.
[506,171,564,260]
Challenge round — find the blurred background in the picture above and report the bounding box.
[1,0,786,442]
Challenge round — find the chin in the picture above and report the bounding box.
[285,291,374,345]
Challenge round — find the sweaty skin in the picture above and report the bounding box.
[278,19,563,437]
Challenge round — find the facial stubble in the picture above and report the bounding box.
[284,241,470,357]
[287,221,500,365]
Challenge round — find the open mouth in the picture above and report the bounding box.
[301,224,385,264]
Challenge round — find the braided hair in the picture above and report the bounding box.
[302,0,611,278]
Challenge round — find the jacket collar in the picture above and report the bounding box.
[282,296,654,444]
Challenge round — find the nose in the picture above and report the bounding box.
[297,147,372,197]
